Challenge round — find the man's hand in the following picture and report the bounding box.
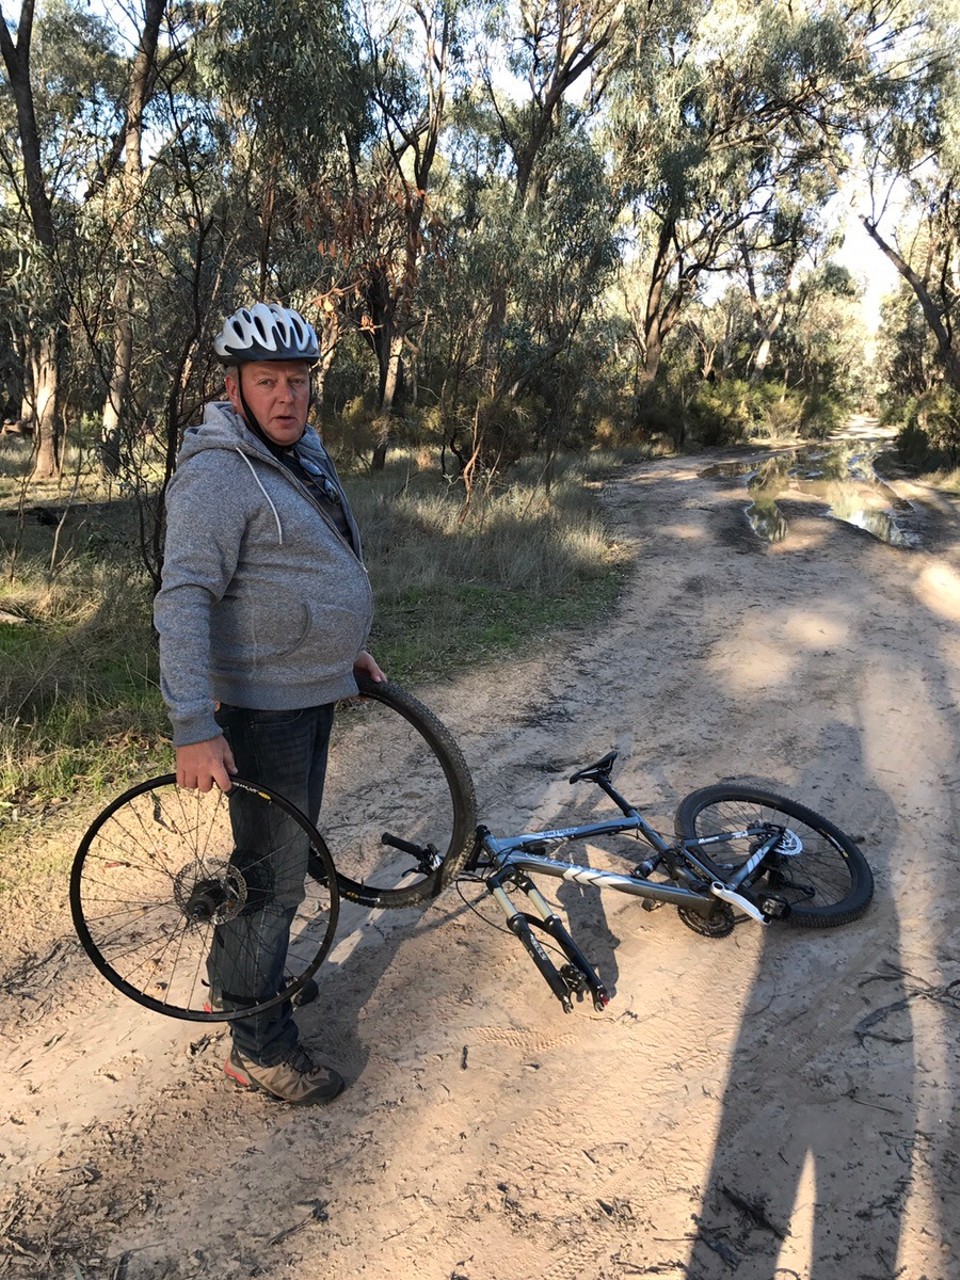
[176,736,237,792]
[354,649,386,683]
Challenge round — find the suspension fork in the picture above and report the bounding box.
[486,871,610,1013]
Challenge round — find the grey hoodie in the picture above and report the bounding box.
[154,401,374,747]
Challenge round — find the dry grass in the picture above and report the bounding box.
[347,452,627,683]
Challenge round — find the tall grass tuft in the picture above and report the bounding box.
[0,560,168,813]
[347,451,626,684]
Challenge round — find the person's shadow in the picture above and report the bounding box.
[687,728,915,1278]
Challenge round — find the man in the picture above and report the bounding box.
[154,302,383,1104]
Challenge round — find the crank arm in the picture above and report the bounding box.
[710,882,770,925]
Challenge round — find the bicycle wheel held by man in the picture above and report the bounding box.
[154,301,384,1105]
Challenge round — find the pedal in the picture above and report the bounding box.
[756,893,791,921]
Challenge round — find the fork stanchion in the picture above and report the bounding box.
[487,878,575,1012]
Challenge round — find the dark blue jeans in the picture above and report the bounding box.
[210,702,335,1064]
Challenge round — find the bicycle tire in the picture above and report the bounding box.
[70,775,339,1021]
[318,673,477,908]
[674,784,873,927]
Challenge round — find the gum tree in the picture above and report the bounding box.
[91,0,166,475]
[0,0,117,475]
[609,0,879,413]
[857,0,960,396]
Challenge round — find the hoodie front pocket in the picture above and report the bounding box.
[248,599,312,659]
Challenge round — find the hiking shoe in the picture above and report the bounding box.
[224,1044,344,1105]
[203,976,320,1015]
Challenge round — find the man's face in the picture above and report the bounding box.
[226,360,311,447]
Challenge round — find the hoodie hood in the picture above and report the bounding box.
[177,400,327,467]
[176,401,346,547]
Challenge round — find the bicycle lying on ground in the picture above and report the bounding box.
[460,750,873,1012]
[70,675,873,1021]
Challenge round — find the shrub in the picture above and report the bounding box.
[892,387,960,469]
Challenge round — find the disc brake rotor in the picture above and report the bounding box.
[772,828,804,857]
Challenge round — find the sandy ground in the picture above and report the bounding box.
[3,432,960,1280]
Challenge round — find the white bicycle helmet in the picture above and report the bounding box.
[214,302,320,365]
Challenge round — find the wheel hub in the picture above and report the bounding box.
[174,860,247,924]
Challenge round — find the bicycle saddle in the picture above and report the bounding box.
[569,751,618,784]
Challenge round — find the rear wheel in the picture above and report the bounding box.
[70,776,339,1020]
[674,784,873,927]
[319,675,477,908]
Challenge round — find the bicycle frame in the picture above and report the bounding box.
[470,758,789,1014]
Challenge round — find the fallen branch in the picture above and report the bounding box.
[719,1185,786,1240]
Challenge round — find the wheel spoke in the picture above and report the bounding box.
[675,785,873,928]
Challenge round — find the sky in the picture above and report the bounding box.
[838,212,902,336]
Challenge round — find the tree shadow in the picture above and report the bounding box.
[687,727,912,1278]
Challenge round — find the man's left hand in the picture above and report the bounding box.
[354,649,386,683]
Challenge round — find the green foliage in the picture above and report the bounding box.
[3,0,126,200]
[857,3,960,398]
[688,380,757,446]
[0,569,168,806]
[893,387,960,468]
[877,287,942,400]
[209,0,361,164]
[876,286,960,467]
[1,0,938,545]
[637,374,847,449]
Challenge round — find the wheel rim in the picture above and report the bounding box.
[686,795,855,913]
[70,776,339,1021]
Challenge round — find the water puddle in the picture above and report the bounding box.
[700,440,919,548]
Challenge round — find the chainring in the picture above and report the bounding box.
[677,903,735,938]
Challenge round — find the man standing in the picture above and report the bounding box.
[154,302,382,1104]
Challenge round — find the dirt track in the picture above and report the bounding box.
[3,436,960,1280]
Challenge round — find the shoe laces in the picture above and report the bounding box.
[284,1044,322,1076]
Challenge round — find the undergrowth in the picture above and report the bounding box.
[0,443,630,867]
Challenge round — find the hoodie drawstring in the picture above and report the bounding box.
[235,448,283,545]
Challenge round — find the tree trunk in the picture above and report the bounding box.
[98,0,164,476]
[313,299,340,416]
[860,215,960,393]
[18,344,34,427]
[101,280,133,475]
[0,5,64,482]
[30,328,60,479]
[635,308,669,409]
[371,333,405,470]
[744,258,792,382]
